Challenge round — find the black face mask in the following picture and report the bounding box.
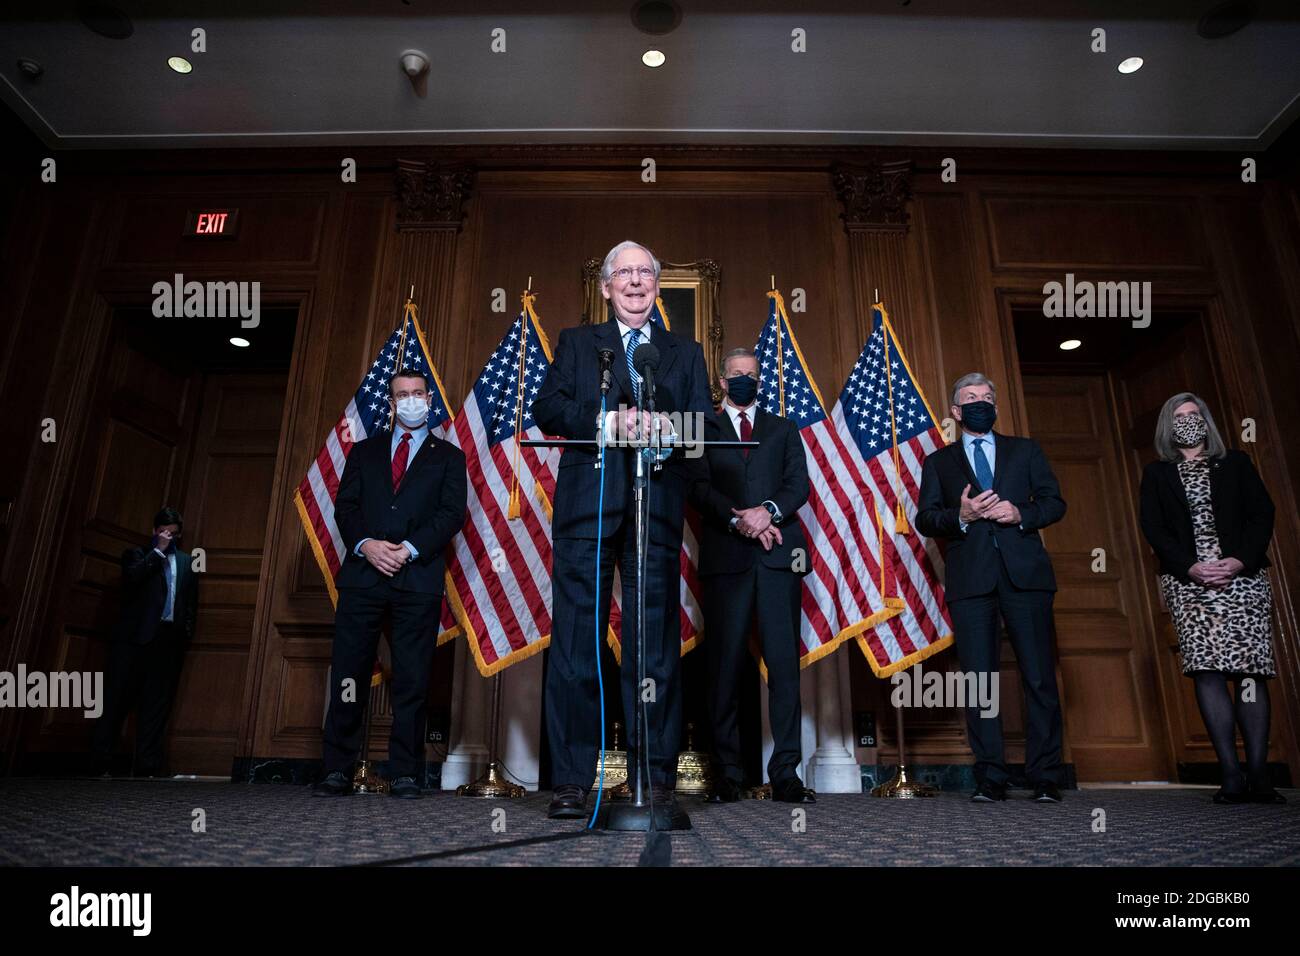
[959,400,997,433]
[726,375,758,406]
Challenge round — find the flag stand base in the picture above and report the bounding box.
[871,764,937,799]
[457,760,525,798]
[352,759,390,795]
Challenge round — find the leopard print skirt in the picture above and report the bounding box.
[1159,455,1276,677]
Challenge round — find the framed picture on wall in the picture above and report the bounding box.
[582,257,725,405]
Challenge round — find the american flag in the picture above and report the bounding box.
[605,296,705,660]
[443,293,562,675]
[293,303,453,607]
[755,293,951,674]
[835,303,953,676]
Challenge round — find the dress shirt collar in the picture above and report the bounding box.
[615,317,651,344]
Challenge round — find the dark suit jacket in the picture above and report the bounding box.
[688,408,810,576]
[1138,450,1274,583]
[915,432,1066,600]
[334,431,468,595]
[114,546,198,644]
[532,319,712,548]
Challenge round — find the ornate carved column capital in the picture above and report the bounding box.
[832,160,913,234]
[394,159,475,231]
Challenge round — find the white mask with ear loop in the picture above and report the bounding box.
[395,396,430,428]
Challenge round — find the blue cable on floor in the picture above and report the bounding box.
[587,394,608,829]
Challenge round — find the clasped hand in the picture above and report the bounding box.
[959,483,1021,525]
[733,506,782,551]
[361,539,411,577]
[1189,557,1243,589]
[612,408,675,444]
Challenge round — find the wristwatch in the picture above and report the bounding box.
[761,500,780,521]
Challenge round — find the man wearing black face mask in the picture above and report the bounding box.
[688,348,813,803]
[91,507,199,777]
[916,373,1067,804]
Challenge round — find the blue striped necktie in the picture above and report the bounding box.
[972,438,994,491]
[625,327,642,404]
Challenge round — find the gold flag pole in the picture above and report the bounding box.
[878,300,911,534]
[389,285,417,432]
[352,665,391,795]
[768,278,786,417]
[457,668,525,798]
[506,278,532,520]
[870,502,936,799]
[461,277,530,799]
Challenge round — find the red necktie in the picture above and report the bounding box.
[392,432,412,490]
[738,410,752,458]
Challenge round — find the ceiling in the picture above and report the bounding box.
[2,1,1298,151]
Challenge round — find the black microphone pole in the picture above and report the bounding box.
[595,348,614,470]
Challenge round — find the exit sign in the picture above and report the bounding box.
[184,208,239,238]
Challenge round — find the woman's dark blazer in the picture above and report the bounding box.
[1138,449,1274,584]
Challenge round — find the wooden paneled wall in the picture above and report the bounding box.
[1,137,1297,782]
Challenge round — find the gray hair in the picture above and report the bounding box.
[1154,391,1227,461]
[950,372,997,407]
[722,347,757,375]
[600,240,661,284]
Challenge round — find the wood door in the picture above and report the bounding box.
[1021,371,1172,780]
[168,371,287,774]
[24,318,287,776]
[1109,313,1292,777]
[23,317,203,763]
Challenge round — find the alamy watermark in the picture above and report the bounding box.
[890,661,999,718]
[0,665,102,718]
[1042,273,1151,329]
[152,273,260,328]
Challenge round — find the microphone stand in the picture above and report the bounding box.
[522,374,756,833]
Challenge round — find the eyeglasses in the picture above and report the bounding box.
[610,266,656,284]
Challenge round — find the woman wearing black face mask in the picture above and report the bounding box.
[1138,392,1283,804]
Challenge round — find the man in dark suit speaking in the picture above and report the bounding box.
[689,348,814,804]
[313,368,467,799]
[91,507,199,777]
[533,240,711,819]
[916,372,1067,804]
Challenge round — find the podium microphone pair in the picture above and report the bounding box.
[598,343,660,400]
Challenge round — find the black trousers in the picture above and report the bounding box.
[91,622,186,772]
[547,522,682,789]
[322,579,440,778]
[702,563,803,785]
[947,558,1064,787]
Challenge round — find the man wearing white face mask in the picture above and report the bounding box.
[314,368,467,799]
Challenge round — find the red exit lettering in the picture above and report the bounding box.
[195,212,228,234]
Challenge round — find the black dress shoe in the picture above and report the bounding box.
[390,776,422,799]
[1212,786,1252,804]
[706,777,743,803]
[772,777,816,804]
[312,770,354,797]
[1033,782,1063,803]
[548,784,588,819]
[970,782,1007,803]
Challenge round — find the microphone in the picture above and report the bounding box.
[631,341,662,465]
[632,342,660,407]
[598,348,615,395]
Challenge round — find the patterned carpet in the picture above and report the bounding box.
[1,779,1297,866]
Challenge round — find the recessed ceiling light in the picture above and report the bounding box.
[1117,57,1143,74]
[167,56,192,74]
[1059,339,1082,351]
[229,336,250,348]
[642,50,665,68]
